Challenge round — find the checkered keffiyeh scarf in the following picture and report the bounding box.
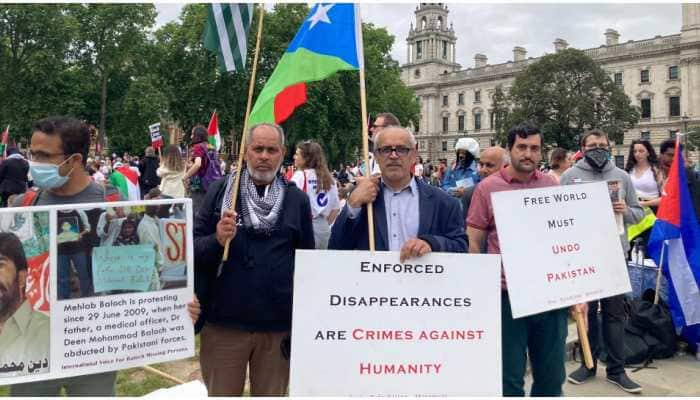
[221,168,285,235]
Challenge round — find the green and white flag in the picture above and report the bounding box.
[204,3,254,73]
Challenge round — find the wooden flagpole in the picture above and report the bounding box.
[356,5,375,251]
[222,4,265,261]
[575,310,594,369]
[654,241,667,305]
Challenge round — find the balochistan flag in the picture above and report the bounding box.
[208,111,222,151]
[648,138,700,349]
[204,3,254,73]
[0,125,9,157]
[249,3,362,125]
[110,166,141,201]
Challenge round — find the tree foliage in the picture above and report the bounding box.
[0,4,419,166]
[492,49,639,150]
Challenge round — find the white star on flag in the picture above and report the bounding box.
[308,4,334,29]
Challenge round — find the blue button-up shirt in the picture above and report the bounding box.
[347,178,420,251]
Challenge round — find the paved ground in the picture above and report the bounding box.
[523,322,700,396]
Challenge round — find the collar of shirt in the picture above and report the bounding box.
[498,167,542,184]
[380,176,418,196]
[6,301,32,337]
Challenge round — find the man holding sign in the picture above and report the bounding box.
[329,126,466,256]
[467,121,576,396]
[561,129,643,393]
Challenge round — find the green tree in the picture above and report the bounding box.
[493,49,639,150]
[0,4,77,140]
[70,4,156,149]
[491,85,509,146]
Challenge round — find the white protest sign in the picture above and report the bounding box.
[492,181,632,318]
[0,199,195,385]
[290,250,502,396]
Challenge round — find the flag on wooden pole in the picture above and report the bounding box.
[204,3,254,73]
[207,111,222,151]
[248,3,361,125]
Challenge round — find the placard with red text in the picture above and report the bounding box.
[290,250,502,396]
[492,181,632,318]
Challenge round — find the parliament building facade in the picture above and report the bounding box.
[400,3,700,165]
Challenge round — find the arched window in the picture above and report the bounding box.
[421,17,427,30]
[437,16,443,29]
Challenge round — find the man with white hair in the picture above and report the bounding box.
[193,122,315,396]
[442,137,480,198]
[461,146,509,225]
[330,126,466,256]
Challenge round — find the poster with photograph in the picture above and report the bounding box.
[0,199,195,386]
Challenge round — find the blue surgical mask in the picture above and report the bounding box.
[30,157,74,189]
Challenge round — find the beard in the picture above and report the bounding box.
[0,277,21,321]
[249,161,282,184]
[512,158,536,173]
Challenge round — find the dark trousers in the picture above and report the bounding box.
[584,294,626,376]
[502,292,568,396]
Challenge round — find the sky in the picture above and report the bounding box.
[154,3,681,68]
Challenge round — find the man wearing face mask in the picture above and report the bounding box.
[10,117,203,396]
[560,129,644,394]
[441,137,480,198]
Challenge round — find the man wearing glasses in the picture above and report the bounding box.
[329,126,466,259]
[561,129,643,394]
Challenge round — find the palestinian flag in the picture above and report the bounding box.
[204,4,254,73]
[249,3,361,125]
[110,166,141,201]
[208,111,221,151]
[0,125,9,157]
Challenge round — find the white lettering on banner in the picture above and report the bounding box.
[492,181,631,318]
[290,250,502,396]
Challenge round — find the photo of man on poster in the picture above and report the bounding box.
[0,232,50,378]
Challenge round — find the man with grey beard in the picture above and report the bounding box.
[193,123,315,396]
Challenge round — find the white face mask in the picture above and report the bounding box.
[29,156,75,189]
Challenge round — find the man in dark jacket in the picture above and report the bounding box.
[329,126,466,256]
[0,147,29,207]
[138,146,160,198]
[194,123,314,396]
[659,138,700,220]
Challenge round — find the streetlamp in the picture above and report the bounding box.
[682,113,690,160]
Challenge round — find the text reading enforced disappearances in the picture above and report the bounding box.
[331,261,470,308]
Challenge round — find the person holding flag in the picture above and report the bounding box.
[648,137,700,360]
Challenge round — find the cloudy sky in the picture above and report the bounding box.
[154,3,681,68]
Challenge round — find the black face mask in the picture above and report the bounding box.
[584,148,610,171]
[457,152,474,168]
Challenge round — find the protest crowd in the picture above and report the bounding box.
[2,2,700,398]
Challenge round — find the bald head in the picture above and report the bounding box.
[478,146,509,178]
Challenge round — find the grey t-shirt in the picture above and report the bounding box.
[13,181,122,206]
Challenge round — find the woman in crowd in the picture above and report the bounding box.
[113,215,140,246]
[291,141,340,249]
[625,139,662,210]
[414,156,425,181]
[183,126,209,211]
[547,147,571,184]
[157,144,186,199]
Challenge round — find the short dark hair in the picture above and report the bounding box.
[506,121,542,150]
[376,112,401,126]
[580,129,609,149]
[660,138,682,155]
[0,232,27,272]
[32,116,90,166]
[191,125,209,144]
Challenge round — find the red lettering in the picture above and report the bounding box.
[165,223,181,261]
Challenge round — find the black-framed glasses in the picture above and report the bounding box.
[375,146,411,157]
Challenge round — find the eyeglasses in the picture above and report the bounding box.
[28,150,65,163]
[375,146,411,157]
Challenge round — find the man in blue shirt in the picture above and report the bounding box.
[442,137,481,199]
[329,126,466,257]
